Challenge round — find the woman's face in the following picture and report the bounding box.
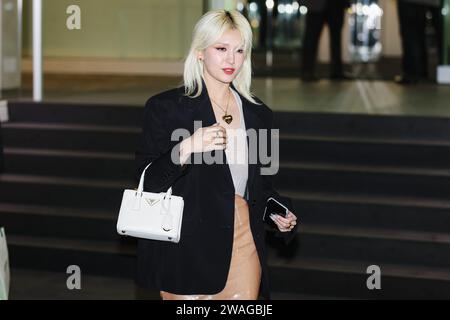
[198,28,246,85]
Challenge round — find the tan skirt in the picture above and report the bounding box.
[160,194,262,300]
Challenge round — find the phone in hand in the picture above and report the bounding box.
[263,197,289,224]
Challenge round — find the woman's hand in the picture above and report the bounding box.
[179,122,227,165]
[270,211,298,232]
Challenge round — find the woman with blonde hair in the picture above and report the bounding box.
[135,9,298,300]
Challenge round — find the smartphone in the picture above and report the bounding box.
[263,197,289,223]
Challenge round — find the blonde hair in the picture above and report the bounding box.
[183,9,260,105]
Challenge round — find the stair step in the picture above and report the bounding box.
[0,173,128,188]
[7,234,136,278]
[268,224,450,268]
[0,202,117,240]
[270,255,450,282]
[1,122,139,152]
[3,147,134,180]
[268,255,450,298]
[0,173,129,210]
[289,194,450,233]
[0,202,111,219]
[299,224,450,244]
[283,189,450,209]
[280,133,450,147]
[274,112,450,141]
[7,101,142,126]
[7,234,133,254]
[275,165,450,200]
[281,161,450,176]
[4,147,132,160]
[280,134,450,168]
[1,121,140,133]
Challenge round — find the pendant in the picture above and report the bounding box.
[223,114,233,124]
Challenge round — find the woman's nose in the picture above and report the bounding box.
[226,52,235,64]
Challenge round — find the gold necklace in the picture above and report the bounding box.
[210,89,233,124]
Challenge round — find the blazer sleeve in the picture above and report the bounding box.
[135,96,191,192]
[260,108,299,245]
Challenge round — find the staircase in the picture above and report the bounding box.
[269,113,450,299]
[1,102,450,299]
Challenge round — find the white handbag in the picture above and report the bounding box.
[117,162,184,243]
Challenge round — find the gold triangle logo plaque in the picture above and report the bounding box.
[145,198,159,207]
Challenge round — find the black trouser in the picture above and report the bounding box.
[397,1,443,80]
[301,4,346,78]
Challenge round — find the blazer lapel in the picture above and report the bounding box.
[189,83,216,127]
[189,82,234,192]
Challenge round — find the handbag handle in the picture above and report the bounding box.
[136,162,173,198]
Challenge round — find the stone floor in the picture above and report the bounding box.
[8,268,345,300]
[8,268,159,300]
[1,74,450,117]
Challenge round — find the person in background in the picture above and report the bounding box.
[300,0,351,81]
[395,0,443,84]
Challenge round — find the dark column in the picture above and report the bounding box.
[397,1,427,80]
[301,12,325,78]
[325,1,346,77]
[0,120,3,173]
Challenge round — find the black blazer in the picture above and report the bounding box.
[134,81,298,300]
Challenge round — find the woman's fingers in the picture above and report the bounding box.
[213,137,227,145]
[275,214,296,226]
[208,130,226,145]
[208,124,227,137]
[270,214,291,230]
[203,125,227,150]
[270,213,299,232]
[287,211,297,221]
[189,123,229,153]
[275,215,290,225]
[209,129,225,139]
[270,215,288,232]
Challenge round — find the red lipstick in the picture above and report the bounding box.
[223,68,235,75]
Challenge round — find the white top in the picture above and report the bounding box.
[225,88,248,197]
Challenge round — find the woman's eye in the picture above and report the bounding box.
[216,47,226,51]
[237,49,244,54]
